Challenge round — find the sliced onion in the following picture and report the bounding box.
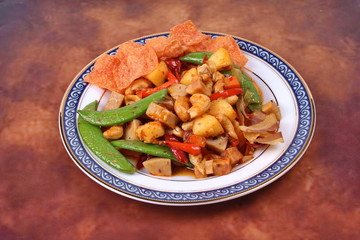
[255,132,284,145]
[240,113,277,132]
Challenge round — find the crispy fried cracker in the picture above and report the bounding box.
[146,36,186,58]
[169,20,210,47]
[84,54,120,92]
[114,41,158,90]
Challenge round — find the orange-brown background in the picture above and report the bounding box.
[1,0,359,239]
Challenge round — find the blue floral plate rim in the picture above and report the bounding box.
[59,31,316,206]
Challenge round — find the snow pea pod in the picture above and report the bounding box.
[179,51,213,65]
[111,140,194,167]
[78,89,168,126]
[231,68,262,111]
[78,101,135,173]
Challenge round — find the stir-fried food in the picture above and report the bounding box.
[78,20,284,178]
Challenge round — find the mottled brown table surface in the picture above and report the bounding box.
[1,0,359,239]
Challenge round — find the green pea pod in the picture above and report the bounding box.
[111,140,194,167]
[78,89,168,126]
[78,101,135,173]
[179,51,213,65]
[231,68,262,111]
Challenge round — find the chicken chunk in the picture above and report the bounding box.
[188,94,211,119]
[197,64,214,82]
[124,94,141,106]
[221,147,243,167]
[174,96,191,121]
[124,78,153,95]
[168,84,187,99]
[103,125,123,140]
[146,102,179,129]
[216,114,238,139]
[186,77,212,96]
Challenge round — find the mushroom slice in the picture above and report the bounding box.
[143,158,172,176]
[212,158,231,176]
[123,119,142,140]
[104,92,124,110]
[205,135,228,153]
[146,102,179,129]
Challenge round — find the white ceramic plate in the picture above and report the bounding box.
[59,32,316,206]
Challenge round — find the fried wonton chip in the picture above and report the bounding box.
[187,38,213,53]
[84,54,120,92]
[206,35,248,67]
[114,41,158,90]
[169,20,210,47]
[146,36,186,58]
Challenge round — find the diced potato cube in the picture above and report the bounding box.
[144,61,169,86]
[193,114,224,137]
[212,158,231,176]
[135,121,165,143]
[143,158,172,176]
[180,67,198,85]
[207,48,233,71]
[207,99,237,121]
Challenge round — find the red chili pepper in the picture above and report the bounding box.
[229,138,240,147]
[186,134,206,148]
[137,71,179,98]
[210,88,244,101]
[201,148,216,156]
[164,141,201,155]
[136,154,148,169]
[224,76,240,89]
[244,143,251,156]
[164,134,188,163]
[164,59,182,80]
[166,70,179,83]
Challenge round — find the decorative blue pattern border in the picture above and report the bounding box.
[60,33,315,204]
